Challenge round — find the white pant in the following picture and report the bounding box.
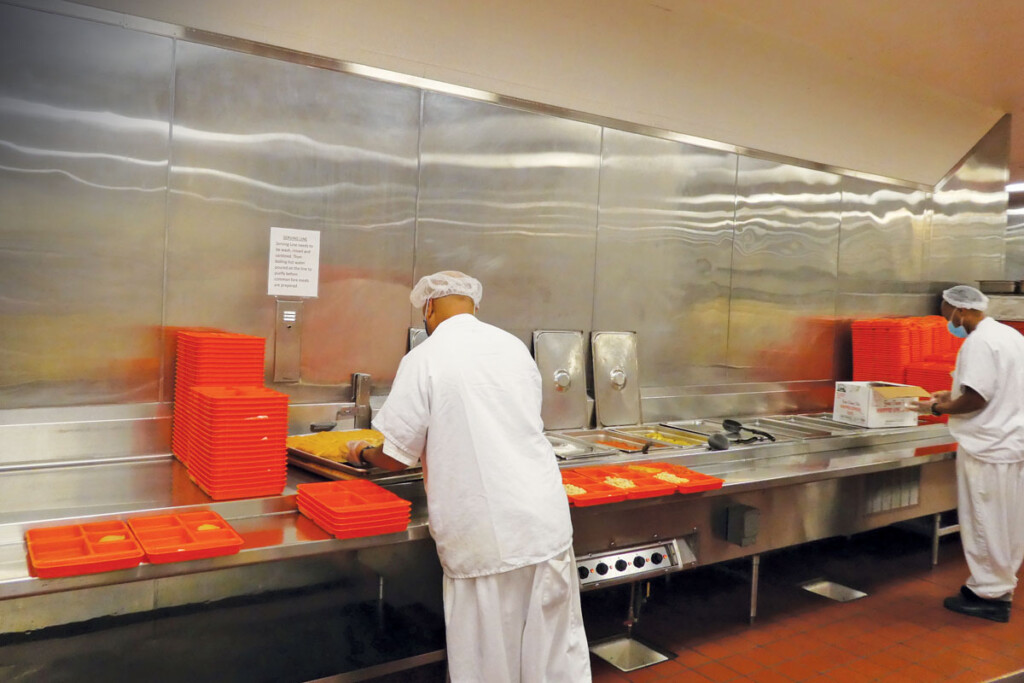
[442,548,592,683]
[957,448,1024,601]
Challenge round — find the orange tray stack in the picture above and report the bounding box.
[904,361,954,393]
[297,480,412,540]
[25,521,144,578]
[172,331,265,464]
[851,318,912,382]
[186,386,289,500]
[127,510,244,563]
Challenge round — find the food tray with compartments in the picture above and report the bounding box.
[127,511,245,564]
[25,521,144,578]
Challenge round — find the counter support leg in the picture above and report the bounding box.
[931,513,941,567]
[749,554,760,625]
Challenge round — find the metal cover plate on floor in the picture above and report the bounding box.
[800,579,867,602]
[589,635,674,672]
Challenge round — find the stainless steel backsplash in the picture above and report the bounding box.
[0,4,1010,452]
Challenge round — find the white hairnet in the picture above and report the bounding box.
[409,271,483,308]
[942,285,989,311]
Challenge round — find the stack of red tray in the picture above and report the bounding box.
[904,360,954,393]
[851,318,912,382]
[127,511,244,563]
[172,331,265,464]
[297,480,411,539]
[25,521,144,578]
[186,386,289,500]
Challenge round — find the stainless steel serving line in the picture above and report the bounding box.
[0,414,959,634]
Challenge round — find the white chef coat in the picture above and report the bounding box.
[372,313,573,578]
[947,318,1024,463]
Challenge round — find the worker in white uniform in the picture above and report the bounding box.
[916,285,1024,622]
[346,270,592,682]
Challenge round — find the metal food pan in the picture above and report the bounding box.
[546,433,617,460]
[559,429,669,453]
[657,419,726,437]
[771,414,865,434]
[608,425,708,449]
[731,417,831,439]
[977,280,1018,294]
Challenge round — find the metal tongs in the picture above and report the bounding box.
[722,419,776,443]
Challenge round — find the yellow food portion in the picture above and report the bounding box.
[641,430,703,446]
[626,465,662,474]
[197,524,220,531]
[604,476,637,489]
[98,535,125,543]
[563,483,587,496]
[654,472,690,484]
[286,429,384,462]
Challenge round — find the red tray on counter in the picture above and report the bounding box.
[624,462,725,494]
[561,473,629,507]
[562,466,677,501]
[25,521,144,578]
[296,480,412,539]
[127,511,244,564]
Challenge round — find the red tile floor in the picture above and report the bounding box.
[376,526,1024,682]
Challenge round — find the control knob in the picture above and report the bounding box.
[633,556,646,568]
[595,562,609,575]
[650,552,664,565]
[614,559,628,572]
[578,566,590,580]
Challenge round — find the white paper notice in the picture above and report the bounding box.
[268,227,320,298]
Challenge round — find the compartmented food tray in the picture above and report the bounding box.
[561,471,629,506]
[296,479,412,539]
[127,511,244,564]
[25,521,144,578]
[623,462,725,494]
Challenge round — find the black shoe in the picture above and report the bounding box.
[944,588,1011,623]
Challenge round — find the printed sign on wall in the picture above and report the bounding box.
[267,227,320,298]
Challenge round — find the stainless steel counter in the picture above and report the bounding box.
[0,417,958,634]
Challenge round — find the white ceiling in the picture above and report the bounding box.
[689,0,1024,185]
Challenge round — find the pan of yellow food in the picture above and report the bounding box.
[287,429,416,480]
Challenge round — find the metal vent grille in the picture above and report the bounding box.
[864,467,920,514]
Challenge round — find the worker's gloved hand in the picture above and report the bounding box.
[346,440,372,466]
[911,398,936,414]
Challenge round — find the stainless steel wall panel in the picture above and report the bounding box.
[593,129,737,387]
[0,6,172,409]
[928,116,1009,283]
[165,43,420,399]
[415,93,602,344]
[1007,205,1024,279]
[729,159,842,383]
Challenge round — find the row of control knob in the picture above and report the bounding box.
[578,552,664,580]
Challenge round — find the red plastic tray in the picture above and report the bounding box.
[127,511,244,564]
[297,503,411,540]
[297,494,410,525]
[560,477,629,507]
[296,480,412,514]
[25,521,144,578]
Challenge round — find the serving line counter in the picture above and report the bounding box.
[0,417,957,638]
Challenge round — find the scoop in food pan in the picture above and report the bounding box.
[707,432,731,451]
[721,419,776,442]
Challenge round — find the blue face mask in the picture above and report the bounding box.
[947,319,968,338]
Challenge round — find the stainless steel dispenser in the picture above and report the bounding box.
[591,331,641,427]
[533,330,588,430]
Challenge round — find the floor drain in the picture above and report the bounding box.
[800,578,867,602]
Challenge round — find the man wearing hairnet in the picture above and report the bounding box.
[918,285,1024,622]
[346,271,592,682]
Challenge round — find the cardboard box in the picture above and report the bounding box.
[832,382,930,428]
